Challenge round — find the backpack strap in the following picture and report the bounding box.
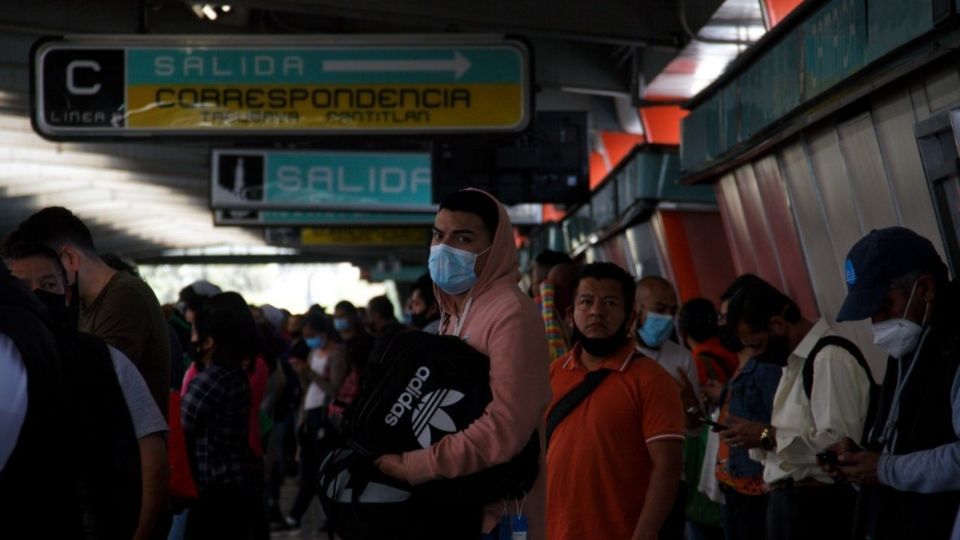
[545,368,613,449]
[803,335,879,439]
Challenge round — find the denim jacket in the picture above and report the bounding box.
[724,359,782,478]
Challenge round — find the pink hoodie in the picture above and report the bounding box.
[400,189,552,536]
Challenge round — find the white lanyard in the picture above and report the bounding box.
[878,327,931,450]
[446,297,474,338]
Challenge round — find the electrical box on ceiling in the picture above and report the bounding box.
[431,111,590,205]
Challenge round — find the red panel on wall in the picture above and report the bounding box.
[765,0,804,28]
[589,151,609,190]
[653,210,738,304]
[714,182,747,276]
[600,132,645,169]
[542,204,566,223]
[733,165,784,287]
[715,175,760,275]
[639,105,688,145]
[680,211,738,305]
[710,159,819,320]
[752,155,819,319]
[657,210,701,301]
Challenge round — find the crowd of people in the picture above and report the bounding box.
[0,189,958,540]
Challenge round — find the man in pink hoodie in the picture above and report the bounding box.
[375,189,552,538]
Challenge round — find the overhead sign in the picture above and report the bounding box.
[301,227,430,247]
[211,149,432,212]
[32,35,531,138]
[214,209,436,227]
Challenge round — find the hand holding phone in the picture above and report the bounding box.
[698,416,728,432]
[817,451,839,466]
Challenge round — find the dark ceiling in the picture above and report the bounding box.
[0,0,726,265]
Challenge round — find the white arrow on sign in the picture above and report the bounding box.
[322,51,472,79]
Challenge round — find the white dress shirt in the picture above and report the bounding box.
[750,319,872,484]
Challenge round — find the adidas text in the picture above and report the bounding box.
[384,366,431,426]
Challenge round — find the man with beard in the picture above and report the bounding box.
[546,262,684,540]
[724,280,873,540]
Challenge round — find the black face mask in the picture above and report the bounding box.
[33,289,75,330]
[755,334,791,366]
[573,320,630,358]
[717,324,744,353]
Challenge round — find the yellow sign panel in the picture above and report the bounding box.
[127,84,523,130]
[301,227,430,246]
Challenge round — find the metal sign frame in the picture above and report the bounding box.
[32,34,532,140]
[212,204,544,227]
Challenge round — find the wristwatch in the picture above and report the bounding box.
[760,427,775,450]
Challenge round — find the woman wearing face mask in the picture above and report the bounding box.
[280,312,344,531]
[181,292,267,540]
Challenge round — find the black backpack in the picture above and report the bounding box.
[803,335,881,446]
[319,331,539,540]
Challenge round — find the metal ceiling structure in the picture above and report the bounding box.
[0,0,760,264]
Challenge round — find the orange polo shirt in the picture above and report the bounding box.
[546,340,685,540]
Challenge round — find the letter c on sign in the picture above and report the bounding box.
[66,60,101,95]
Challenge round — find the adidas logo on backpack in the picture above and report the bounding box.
[412,389,465,448]
[384,366,431,426]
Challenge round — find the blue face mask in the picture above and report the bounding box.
[304,335,326,350]
[333,317,351,332]
[428,244,485,295]
[637,312,674,348]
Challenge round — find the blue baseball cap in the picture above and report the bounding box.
[837,227,943,322]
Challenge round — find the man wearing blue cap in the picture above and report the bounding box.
[828,226,960,540]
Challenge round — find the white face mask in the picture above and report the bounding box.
[870,280,928,358]
[871,318,923,359]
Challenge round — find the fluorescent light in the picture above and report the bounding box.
[221,4,231,12]
[201,4,218,20]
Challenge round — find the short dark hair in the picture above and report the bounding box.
[367,295,396,322]
[720,273,769,302]
[677,298,718,343]
[535,250,573,268]
[1,242,68,288]
[334,300,358,317]
[727,281,801,332]
[410,273,437,308]
[15,207,98,256]
[193,292,263,370]
[304,311,334,336]
[438,190,500,237]
[574,262,636,313]
[100,253,140,278]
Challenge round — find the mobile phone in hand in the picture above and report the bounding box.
[699,417,729,431]
[817,451,839,466]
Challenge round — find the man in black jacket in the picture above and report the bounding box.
[829,227,960,539]
[0,261,85,538]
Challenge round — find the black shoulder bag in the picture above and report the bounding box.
[545,368,613,449]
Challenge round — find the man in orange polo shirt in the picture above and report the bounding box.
[547,262,685,540]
